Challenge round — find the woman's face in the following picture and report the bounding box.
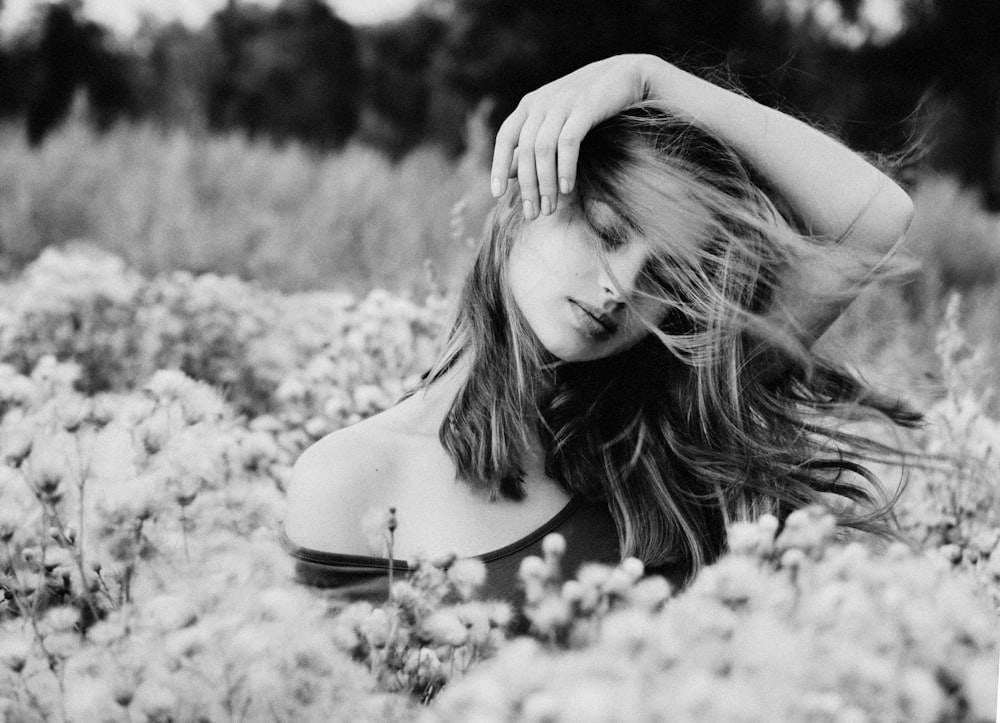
[507,197,666,363]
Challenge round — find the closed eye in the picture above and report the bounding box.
[584,199,631,251]
[596,224,628,250]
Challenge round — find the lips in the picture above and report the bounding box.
[569,299,619,338]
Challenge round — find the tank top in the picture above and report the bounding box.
[280,495,688,633]
[279,496,620,618]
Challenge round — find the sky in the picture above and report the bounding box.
[0,0,425,36]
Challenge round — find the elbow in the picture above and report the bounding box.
[878,181,915,250]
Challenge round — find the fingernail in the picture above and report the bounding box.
[522,199,534,220]
[559,177,571,194]
[540,195,551,216]
[491,177,503,197]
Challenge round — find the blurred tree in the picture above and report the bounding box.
[428,0,1000,207]
[19,1,136,145]
[133,21,217,129]
[907,0,1000,209]
[763,0,1000,208]
[206,0,360,147]
[357,12,447,156]
[430,0,775,135]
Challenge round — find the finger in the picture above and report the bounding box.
[556,111,592,196]
[517,113,546,220]
[533,113,565,215]
[491,108,526,198]
[507,152,518,178]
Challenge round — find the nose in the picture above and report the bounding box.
[597,252,644,306]
[599,274,627,305]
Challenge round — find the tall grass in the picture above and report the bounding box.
[1,118,998,366]
[0,120,493,294]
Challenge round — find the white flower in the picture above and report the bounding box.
[485,601,514,630]
[727,521,764,556]
[518,555,547,582]
[619,557,645,581]
[576,562,612,590]
[43,606,80,633]
[86,620,127,646]
[423,609,468,648]
[0,633,32,672]
[164,626,211,661]
[541,533,566,559]
[303,416,329,438]
[521,691,560,722]
[360,608,392,648]
[447,558,487,600]
[628,576,673,610]
[143,594,199,631]
[455,603,491,645]
[109,674,137,707]
[0,428,33,470]
[604,567,635,596]
[527,596,571,636]
[133,683,177,721]
[64,678,118,721]
[353,384,387,412]
[276,378,308,403]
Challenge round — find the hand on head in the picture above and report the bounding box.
[490,55,661,220]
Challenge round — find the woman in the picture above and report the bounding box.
[280,55,917,604]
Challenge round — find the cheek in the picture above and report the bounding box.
[506,243,540,311]
[616,299,666,348]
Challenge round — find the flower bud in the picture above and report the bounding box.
[0,520,15,544]
[938,544,962,564]
[561,579,584,603]
[757,513,779,538]
[0,635,31,673]
[423,610,468,647]
[605,568,635,596]
[59,399,89,433]
[780,548,806,570]
[527,596,571,635]
[541,533,566,559]
[360,608,391,648]
[518,556,547,582]
[87,397,114,429]
[36,470,62,496]
[111,676,136,708]
[3,433,32,467]
[620,557,645,581]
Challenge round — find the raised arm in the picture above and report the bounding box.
[491,54,914,344]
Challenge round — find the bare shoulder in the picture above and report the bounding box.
[283,416,399,554]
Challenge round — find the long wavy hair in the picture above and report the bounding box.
[421,102,919,582]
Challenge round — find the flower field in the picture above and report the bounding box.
[0,244,997,722]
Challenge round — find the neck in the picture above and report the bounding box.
[408,354,470,435]
[411,353,549,469]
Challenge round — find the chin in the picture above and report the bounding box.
[544,340,613,364]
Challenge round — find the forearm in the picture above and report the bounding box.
[639,54,914,250]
